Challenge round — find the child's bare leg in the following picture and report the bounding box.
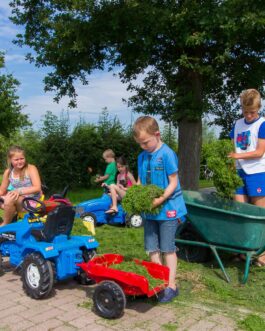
[234,194,248,203]
[105,184,119,213]
[109,185,118,211]
[251,196,265,208]
[1,197,17,226]
[149,251,162,265]
[164,252,177,290]
[250,196,265,265]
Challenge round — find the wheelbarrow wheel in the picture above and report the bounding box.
[93,281,126,319]
[176,227,211,263]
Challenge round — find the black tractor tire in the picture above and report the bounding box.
[21,253,54,299]
[125,214,143,228]
[75,248,97,285]
[80,212,97,227]
[93,281,126,319]
[176,225,211,263]
[0,252,3,276]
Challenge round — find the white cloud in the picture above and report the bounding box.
[0,24,20,38]
[20,71,135,128]
[5,54,26,63]
[0,1,22,38]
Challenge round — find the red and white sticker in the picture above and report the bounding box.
[166,210,177,218]
[257,187,262,194]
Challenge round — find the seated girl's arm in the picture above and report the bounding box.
[127,172,137,185]
[0,169,10,196]
[17,165,41,196]
[137,176,141,185]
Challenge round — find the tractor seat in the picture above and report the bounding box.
[31,205,75,242]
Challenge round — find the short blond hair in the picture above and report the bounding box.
[240,89,261,111]
[133,116,160,138]
[103,149,115,158]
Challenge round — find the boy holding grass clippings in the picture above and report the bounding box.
[133,116,187,303]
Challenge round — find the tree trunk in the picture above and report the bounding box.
[178,117,202,190]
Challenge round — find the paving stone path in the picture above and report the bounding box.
[0,261,241,331]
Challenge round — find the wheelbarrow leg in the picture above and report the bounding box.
[242,252,252,284]
[210,246,231,283]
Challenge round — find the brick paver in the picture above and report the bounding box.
[0,266,241,331]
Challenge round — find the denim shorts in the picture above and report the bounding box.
[144,219,179,253]
[236,169,265,197]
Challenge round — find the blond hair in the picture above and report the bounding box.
[7,145,28,180]
[103,149,115,159]
[133,116,160,138]
[240,89,261,111]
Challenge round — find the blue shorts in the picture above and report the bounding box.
[236,169,265,197]
[144,219,179,253]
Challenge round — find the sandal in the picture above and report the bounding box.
[254,256,265,267]
[232,254,246,262]
[254,260,265,267]
[105,208,118,214]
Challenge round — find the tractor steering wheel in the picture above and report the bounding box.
[22,197,47,215]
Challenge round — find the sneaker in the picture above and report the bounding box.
[158,287,179,303]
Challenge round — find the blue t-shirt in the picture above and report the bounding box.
[138,143,187,221]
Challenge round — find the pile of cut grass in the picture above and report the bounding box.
[109,260,164,288]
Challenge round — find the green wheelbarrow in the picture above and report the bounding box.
[176,190,265,284]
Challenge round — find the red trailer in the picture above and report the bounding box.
[78,253,169,319]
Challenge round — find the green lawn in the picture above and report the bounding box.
[73,221,265,314]
[71,186,265,330]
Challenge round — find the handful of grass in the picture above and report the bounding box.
[122,184,164,215]
[110,261,164,288]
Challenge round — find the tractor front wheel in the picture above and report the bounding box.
[81,212,97,227]
[125,214,143,228]
[93,281,126,319]
[21,253,54,299]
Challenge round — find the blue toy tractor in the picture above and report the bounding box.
[0,196,98,299]
[75,192,143,228]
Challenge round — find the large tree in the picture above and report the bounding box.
[0,53,29,137]
[10,0,265,189]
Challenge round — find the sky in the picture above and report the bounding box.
[0,1,142,130]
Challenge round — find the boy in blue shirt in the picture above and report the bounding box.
[133,116,187,303]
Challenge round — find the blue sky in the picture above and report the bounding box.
[0,1,140,130]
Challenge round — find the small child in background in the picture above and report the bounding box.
[105,156,136,214]
[94,149,117,186]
